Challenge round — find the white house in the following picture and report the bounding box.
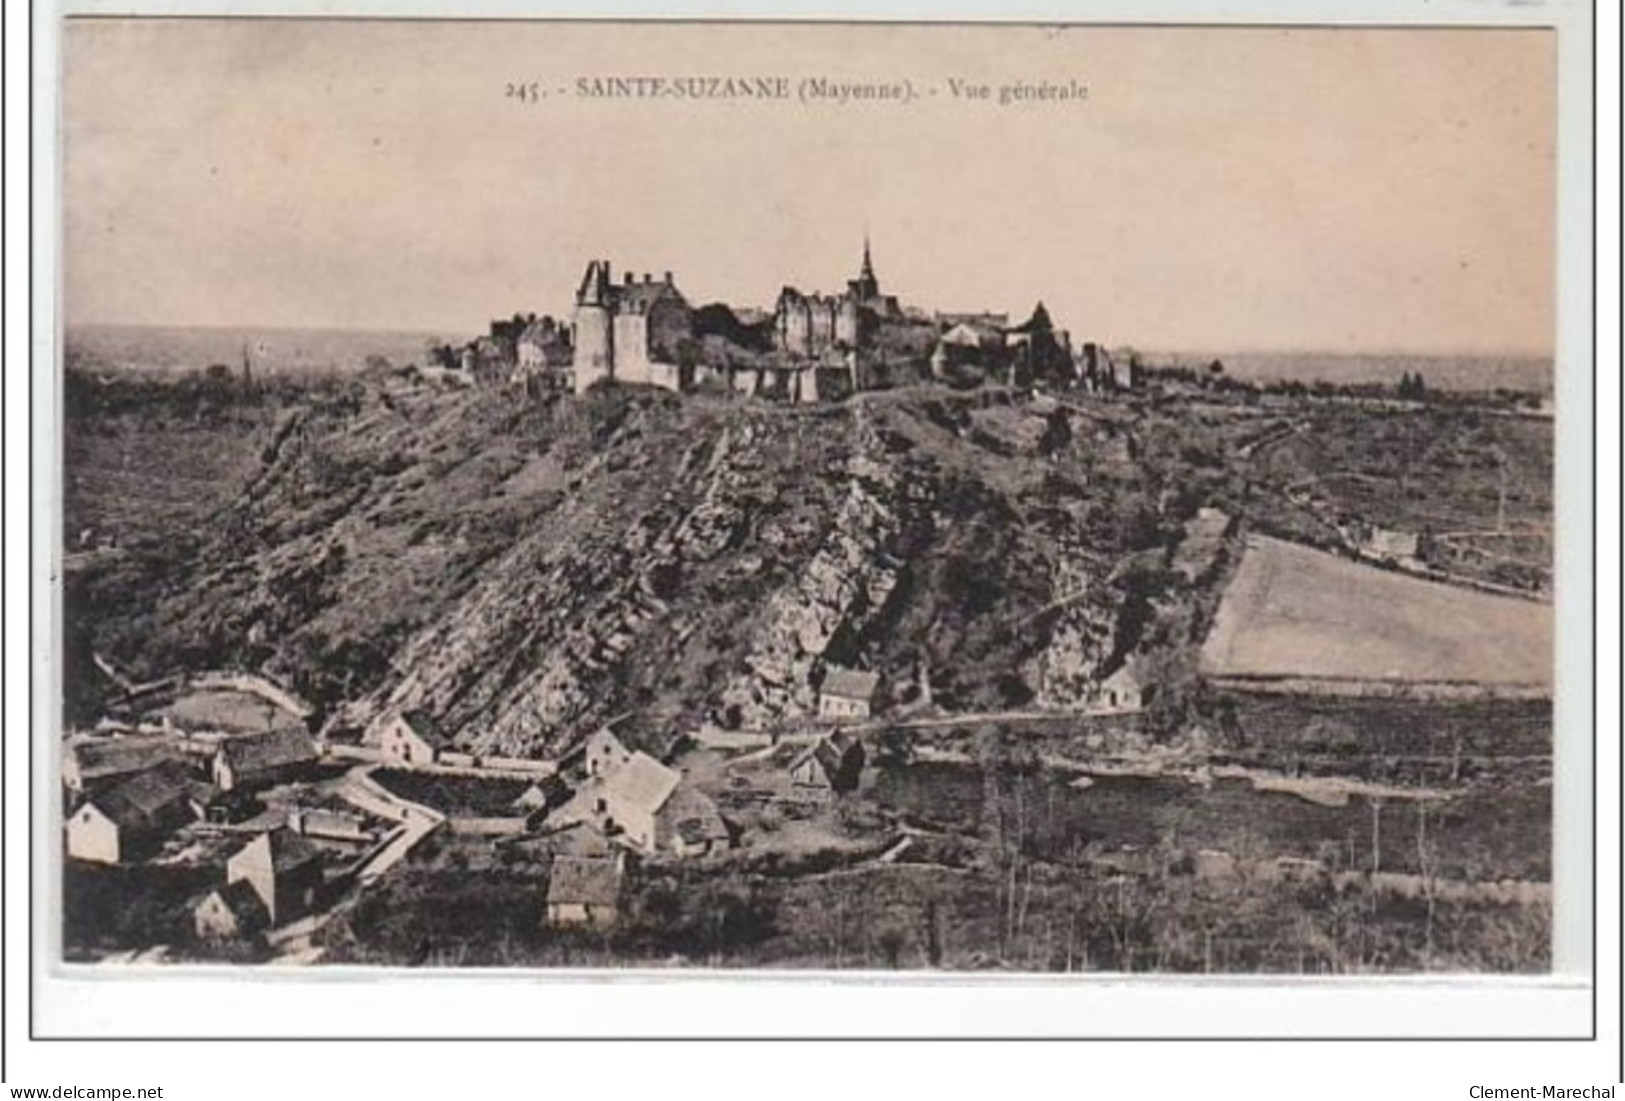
[65,801,126,865]
[584,727,634,778]
[818,667,881,721]
[377,710,451,767]
[64,760,195,865]
[1088,662,1151,716]
[594,752,681,853]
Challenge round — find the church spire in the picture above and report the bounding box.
[854,234,879,301]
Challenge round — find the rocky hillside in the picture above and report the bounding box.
[67,379,1206,759]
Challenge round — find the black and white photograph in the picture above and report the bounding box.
[50,16,1571,981]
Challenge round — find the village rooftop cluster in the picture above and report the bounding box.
[65,642,1082,956]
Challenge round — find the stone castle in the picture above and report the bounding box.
[570,260,694,394]
[771,238,902,359]
[496,239,1130,401]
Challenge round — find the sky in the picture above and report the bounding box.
[62,20,1556,355]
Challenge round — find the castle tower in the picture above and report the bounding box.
[572,259,615,394]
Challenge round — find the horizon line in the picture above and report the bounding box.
[62,319,1555,364]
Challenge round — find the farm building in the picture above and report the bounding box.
[545,854,624,929]
[211,727,316,791]
[63,760,196,865]
[818,667,881,721]
[1362,526,1421,564]
[593,752,680,853]
[587,751,729,857]
[1088,662,1151,716]
[62,735,183,794]
[226,830,325,926]
[192,879,271,941]
[288,806,374,843]
[660,786,730,858]
[65,802,128,865]
[584,727,634,778]
[788,730,866,800]
[377,710,451,767]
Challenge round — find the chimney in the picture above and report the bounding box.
[643,273,652,283]
[663,271,673,284]
[624,272,634,286]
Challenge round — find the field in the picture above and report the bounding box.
[1200,536,1552,688]
[156,689,304,735]
[63,404,276,549]
[1161,351,1553,395]
[316,762,1551,973]
[66,323,446,380]
[868,762,1550,882]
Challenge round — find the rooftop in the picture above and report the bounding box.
[601,752,682,817]
[216,726,316,774]
[820,666,880,702]
[66,736,180,783]
[546,855,623,907]
[236,828,324,875]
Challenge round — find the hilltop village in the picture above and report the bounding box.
[61,240,1555,971]
[433,240,1138,402]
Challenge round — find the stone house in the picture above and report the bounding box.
[226,830,325,926]
[1088,662,1151,716]
[787,730,866,801]
[64,760,196,865]
[659,786,730,858]
[590,751,728,857]
[818,666,881,721]
[377,710,451,767]
[288,806,374,843]
[544,854,624,929]
[193,879,271,941]
[211,727,316,792]
[1363,526,1421,564]
[592,752,681,853]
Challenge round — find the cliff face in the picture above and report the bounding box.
[71,382,1156,759]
